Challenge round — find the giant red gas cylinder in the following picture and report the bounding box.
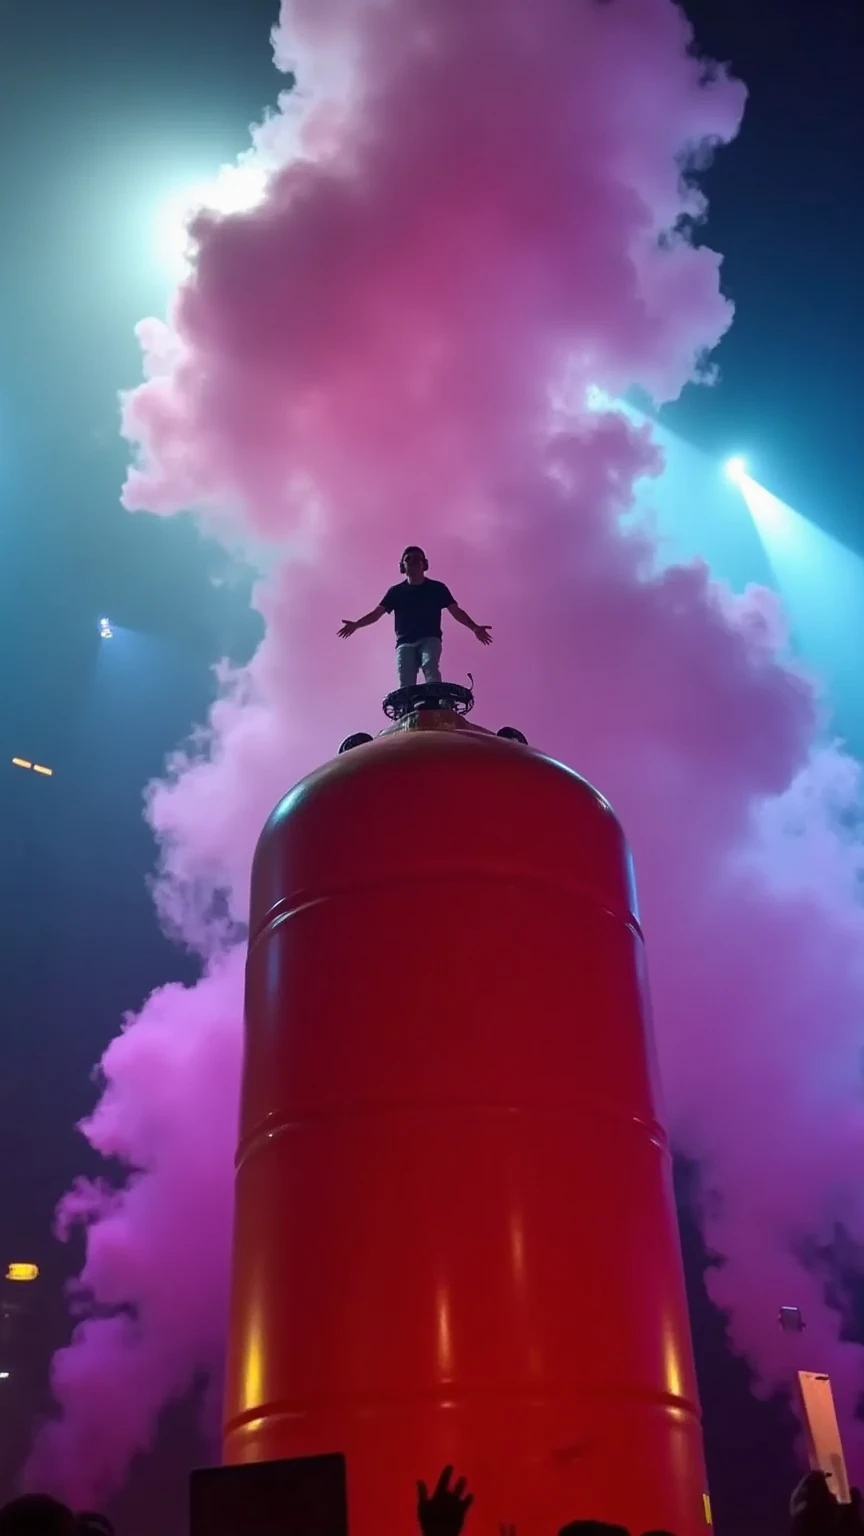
[224,710,709,1536]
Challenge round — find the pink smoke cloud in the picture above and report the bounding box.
[28,0,864,1508]
[26,955,243,1505]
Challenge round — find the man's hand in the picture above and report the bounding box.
[473,625,492,646]
[417,1467,474,1536]
[791,1472,864,1533]
[338,620,358,639]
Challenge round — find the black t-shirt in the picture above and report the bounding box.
[380,578,455,645]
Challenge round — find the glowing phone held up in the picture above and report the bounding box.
[797,1370,851,1504]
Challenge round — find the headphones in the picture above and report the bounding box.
[400,546,429,574]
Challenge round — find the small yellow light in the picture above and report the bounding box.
[702,1492,713,1525]
[6,1263,39,1282]
[11,758,32,769]
[32,764,53,776]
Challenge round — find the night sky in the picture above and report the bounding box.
[1,0,862,1531]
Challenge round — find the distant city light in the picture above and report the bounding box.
[0,1371,10,1381]
[724,456,748,486]
[99,617,113,638]
[11,758,53,777]
[6,1263,39,1283]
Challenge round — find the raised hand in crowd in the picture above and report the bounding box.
[558,1523,630,1535]
[791,1472,864,1534]
[417,1468,475,1536]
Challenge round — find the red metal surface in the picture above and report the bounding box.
[224,713,709,1536]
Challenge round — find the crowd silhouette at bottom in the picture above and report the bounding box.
[0,1463,859,1535]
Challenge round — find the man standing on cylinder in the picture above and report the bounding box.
[338,546,492,687]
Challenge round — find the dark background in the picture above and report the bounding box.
[1,0,861,1529]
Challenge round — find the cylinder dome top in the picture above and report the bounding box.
[250,712,638,947]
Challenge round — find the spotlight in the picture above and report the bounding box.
[724,456,748,486]
[6,1263,39,1282]
[11,758,53,776]
[99,617,113,639]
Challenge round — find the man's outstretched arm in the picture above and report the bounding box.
[338,606,386,638]
[447,603,492,645]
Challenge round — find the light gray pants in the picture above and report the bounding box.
[396,636,442,687]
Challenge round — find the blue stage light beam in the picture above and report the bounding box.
[732,474,864,750]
